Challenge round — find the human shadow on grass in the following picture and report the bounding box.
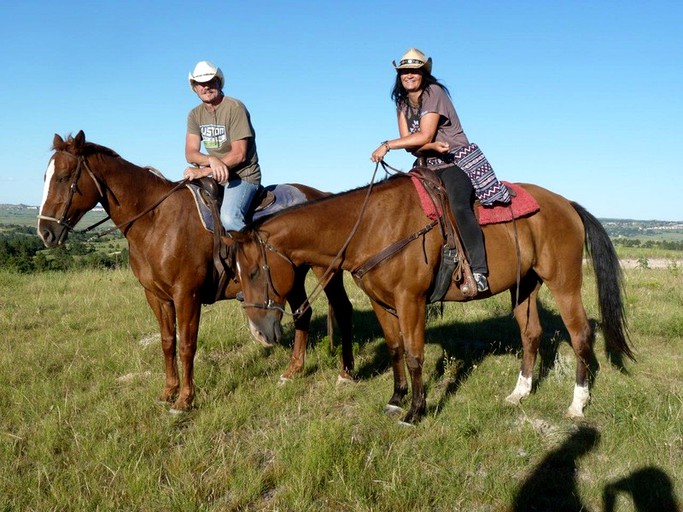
[510,426,680,512]
[602,466,681,512]
[511,425,600,512]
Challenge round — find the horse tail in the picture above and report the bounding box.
[572,202,636,361]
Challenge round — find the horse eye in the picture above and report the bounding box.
[248,267,260,280]
[58,173,72,183]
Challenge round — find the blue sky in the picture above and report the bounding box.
[1,0,681,221]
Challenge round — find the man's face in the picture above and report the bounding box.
[192,77,221,103]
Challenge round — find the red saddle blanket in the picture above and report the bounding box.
[410,177,540,226]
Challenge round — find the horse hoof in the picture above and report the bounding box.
[278,375,292,387]
[384,404,403,416]
[397,420,416,428]
[565,407,585,420]
[336,375,354,386]
[169,408,185,416]
[505,393,523,405]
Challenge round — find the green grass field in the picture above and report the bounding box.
[1,264,681,510]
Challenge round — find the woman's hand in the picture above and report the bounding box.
[371,142,391,162]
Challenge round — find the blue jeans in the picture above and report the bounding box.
[220,178,260,231]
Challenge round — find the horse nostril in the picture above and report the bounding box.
[39,228,55,246]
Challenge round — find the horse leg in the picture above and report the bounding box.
[506,275,543,405]
[144,290,179,403]
[370,301,408,414]
[396,295,427,424]
[171,295,202,412]
[553,289,595,418]
[322,271,354,382]
[545,272,595,418]
[281,266,312,383]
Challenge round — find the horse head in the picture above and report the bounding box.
[38,130,105,247]
[223,230,298,348]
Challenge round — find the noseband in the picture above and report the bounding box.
[239,233,299,317]
[37,154,106,233]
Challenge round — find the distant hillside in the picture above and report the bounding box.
[2,204,681,240]
[1,204,109,228]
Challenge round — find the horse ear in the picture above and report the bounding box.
[52,133,65,150]
[74,130,86,150]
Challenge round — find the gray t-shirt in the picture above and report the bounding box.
[401,84,469,167]
[187,96,261,184]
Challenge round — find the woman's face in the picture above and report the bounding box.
[192,77,222,104]
[399,69,423,93]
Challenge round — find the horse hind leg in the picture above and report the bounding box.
[550,284,596,419]
[506,275,543,405]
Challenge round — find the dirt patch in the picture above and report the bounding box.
[620,258,681,269]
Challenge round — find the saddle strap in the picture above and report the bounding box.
[198,187,231,303]
[353,221,438,279]
[410,169,477,298]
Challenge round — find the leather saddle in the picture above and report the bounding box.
[196,177,275,215]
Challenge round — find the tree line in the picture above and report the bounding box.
[0,225,128,273]
[1,224,682,274]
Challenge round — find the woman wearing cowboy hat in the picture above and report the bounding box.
[184,60,261,231]
[371,48,510,293]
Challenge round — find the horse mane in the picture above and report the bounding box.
[53,132,173,184]
[52,133,121,160]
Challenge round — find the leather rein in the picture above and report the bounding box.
[240,160,438,319]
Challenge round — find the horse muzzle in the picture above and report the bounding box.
[247,316,284,348]
[37,220,69,248]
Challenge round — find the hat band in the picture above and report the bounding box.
[399,58,424,66]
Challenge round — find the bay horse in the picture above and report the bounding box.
[37,130,354,413]
[228,172,634,424]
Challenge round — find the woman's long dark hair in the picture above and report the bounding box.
[391,70,450,109]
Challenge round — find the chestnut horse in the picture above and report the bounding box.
[228,173,634,424]
[37,131,353,413]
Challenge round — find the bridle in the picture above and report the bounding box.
[38,152,189,239]
[37,154,108,234]
[239,231,299,317]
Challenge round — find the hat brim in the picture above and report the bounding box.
[188,72,224,90]
[392,57,432,75]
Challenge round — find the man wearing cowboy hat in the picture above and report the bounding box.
[184,60,262,231]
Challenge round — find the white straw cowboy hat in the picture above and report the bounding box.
[392,48,432,74]
[188,61,224,90]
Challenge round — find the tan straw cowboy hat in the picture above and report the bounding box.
[392,48,432,74]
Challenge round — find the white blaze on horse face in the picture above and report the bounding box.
[40,158,56,215]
